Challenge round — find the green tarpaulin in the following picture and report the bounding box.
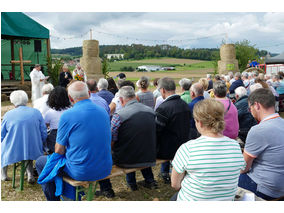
[1,12,49,39]
[1,12,50,80]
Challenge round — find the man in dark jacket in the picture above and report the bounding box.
[234,86,257,144]
[229,72,244,94]
[155,77,191,183]
[97,86,157,196]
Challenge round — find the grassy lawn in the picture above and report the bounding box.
[1,163,176,201]
[109,58,214,73]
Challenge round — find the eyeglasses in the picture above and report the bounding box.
[248,103,255,112]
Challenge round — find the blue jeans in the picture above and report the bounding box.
[126,167,154,186]
[238,173,276,200]
[35,155,60,201]
[160,161,170,174]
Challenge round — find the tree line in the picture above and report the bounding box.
[51,41,268,69]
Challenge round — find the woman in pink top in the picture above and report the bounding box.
[213,81,239,139]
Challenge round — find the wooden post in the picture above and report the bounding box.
[11,39,15,79]
[10,47,31,85]
[46,38,51,59]
[19,47,25,84]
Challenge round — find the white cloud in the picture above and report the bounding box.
[25,12,284,53]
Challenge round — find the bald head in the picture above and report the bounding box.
[86,79,98,92]
[190,83,204,98]
[68,81,89,102]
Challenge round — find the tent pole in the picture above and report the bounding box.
[11,38,15,79]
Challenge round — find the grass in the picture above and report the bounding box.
[109,58,214,73]
[1,163,176,201]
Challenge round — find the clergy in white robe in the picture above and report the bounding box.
[30,64,46,104]
[1,90,47,181]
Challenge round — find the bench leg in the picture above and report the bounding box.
[87,183,94,201]
[19,161,26,191]
[12,164,17,188]
[75,186,80,201]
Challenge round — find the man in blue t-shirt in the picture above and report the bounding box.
[36,81,112,201]
[238,88,284,200]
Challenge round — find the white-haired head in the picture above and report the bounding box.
[97,78,108,90]
[42,83,54,95]
[224,75,230,82]
[235,86,247,100]
[68,81,89,101]
[250,83,263,93]
[118,86,135,100]
[179,78,192,91]
[10,90,28,107]
[206,74,212,79]
[241,72,248,79]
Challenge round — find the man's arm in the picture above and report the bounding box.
[171,168,185,191]
[55,143,65,155]
[155,107,168,132]
[240,151,256,173]
[111,113,121,149]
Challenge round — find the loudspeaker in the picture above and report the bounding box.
[34,40,42,52]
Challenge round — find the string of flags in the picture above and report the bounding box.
[50,28,227,45]
[49,28,284,50]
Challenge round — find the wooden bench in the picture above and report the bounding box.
[63,159,169,201]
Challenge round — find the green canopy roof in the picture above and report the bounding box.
[1,12,49,39]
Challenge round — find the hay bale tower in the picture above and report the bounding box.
[80,40,103,81]
[218,44,239,75]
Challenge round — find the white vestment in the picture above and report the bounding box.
[30,69,45,103]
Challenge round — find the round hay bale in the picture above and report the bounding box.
[1,94,9,102]
[220,44,236,61]
[82,40,99,57]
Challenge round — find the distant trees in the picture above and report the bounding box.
[235,40,260,71]
[51,43,267,63]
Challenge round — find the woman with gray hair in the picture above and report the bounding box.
[136,76,155,109]
[179,78,192,104]
[97,78,114,105]
[59,64,72,88]
[213,81,239,139]
[1,90,47,183]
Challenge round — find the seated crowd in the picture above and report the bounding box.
[1,68,284,201]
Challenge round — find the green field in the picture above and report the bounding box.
[109,57,214,72]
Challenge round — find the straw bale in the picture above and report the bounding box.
[82,40,99,57]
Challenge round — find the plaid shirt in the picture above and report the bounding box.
[111,113,121,142]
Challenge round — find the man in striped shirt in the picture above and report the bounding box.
[171,99,245,201]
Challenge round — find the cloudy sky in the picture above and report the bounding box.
[24,12,284,53]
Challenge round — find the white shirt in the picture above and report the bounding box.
[30,68,46,102]
[111,93,122,114]
[154,96,164,111]
[229,78,236,85]
[44,108,68,130]
[33,94,50,117]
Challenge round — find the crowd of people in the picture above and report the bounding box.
[1,63,284,201]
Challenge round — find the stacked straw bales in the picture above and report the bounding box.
[218,44,239,75]
[80,40,103,81]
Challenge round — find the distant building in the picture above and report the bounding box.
[137,65,161,72]
[105,54,124,60]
